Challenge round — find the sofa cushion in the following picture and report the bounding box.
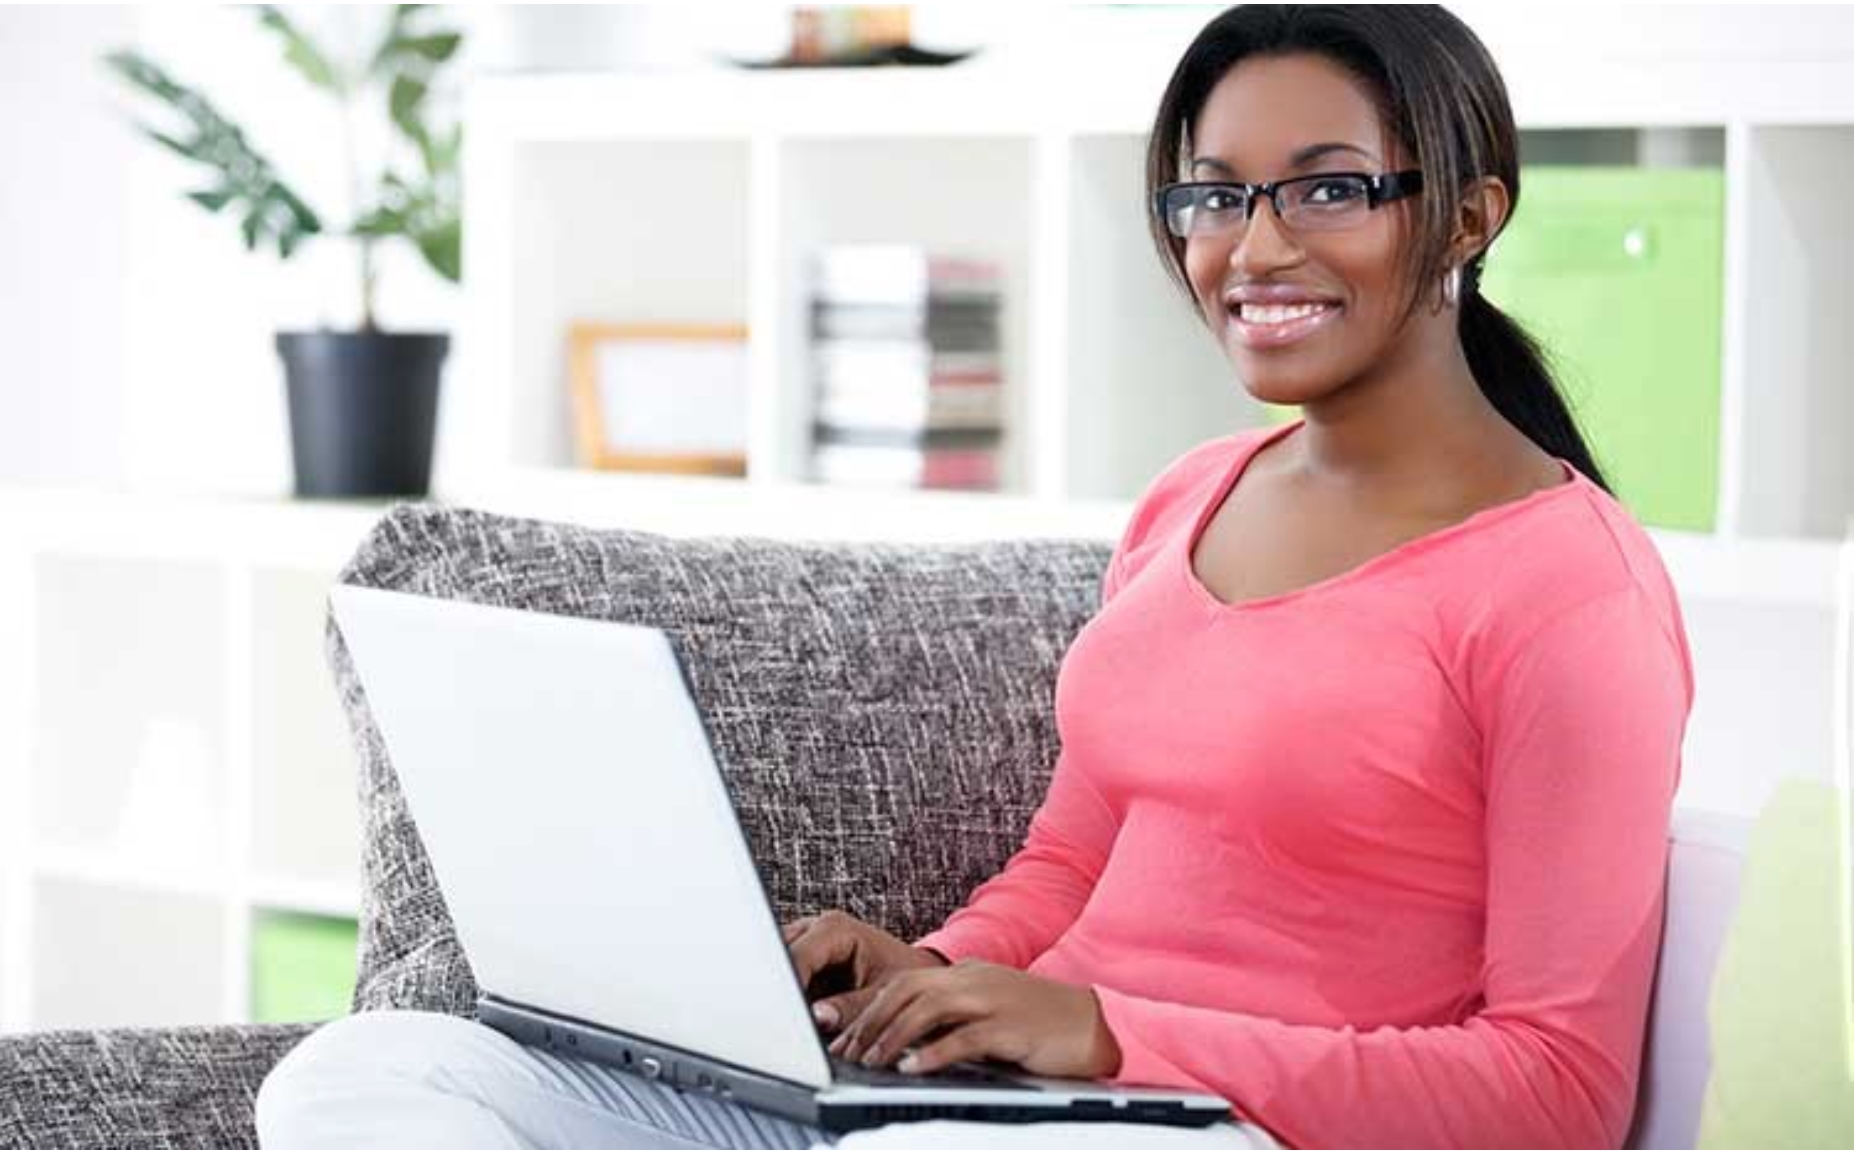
[326,504,1112,1017]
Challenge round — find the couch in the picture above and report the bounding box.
[0,504,1749,1148]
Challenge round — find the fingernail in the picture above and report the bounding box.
[897,1054,920,1074]
[813,1003,838,1028]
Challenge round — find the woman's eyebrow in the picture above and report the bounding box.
[1190,141,1379,177]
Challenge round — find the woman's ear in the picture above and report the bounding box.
[1450,175,1510,267]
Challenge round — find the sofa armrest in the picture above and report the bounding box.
[0,1022,318,1149]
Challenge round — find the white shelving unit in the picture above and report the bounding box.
[449,5,1851,531]
[3,5,1850,1034]
[0,491,385,1031]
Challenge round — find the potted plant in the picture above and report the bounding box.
[106,5,463,497]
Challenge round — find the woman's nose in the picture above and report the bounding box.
[1228,197,1304,273]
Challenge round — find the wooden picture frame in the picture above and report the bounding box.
[567,322,750,476]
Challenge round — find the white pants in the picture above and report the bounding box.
[256,1011,1285,1150]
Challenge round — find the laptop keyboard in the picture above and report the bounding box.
[830,1055,1031,1089]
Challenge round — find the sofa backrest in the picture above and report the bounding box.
[325,505,1112,1015]
[1627,809,1751,1149]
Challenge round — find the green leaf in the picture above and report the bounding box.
[277,216,307,259]
[413,217,461,283]
[415,122,461,177]
[103,51,182,103]
[142,125,200,161]
[396,32,460,63]
[106,47,323,260]
[255,6,348,96]
[187,188,234,213]
[388,73,429,144]
[365,5,453,78]
[351,206,407,238]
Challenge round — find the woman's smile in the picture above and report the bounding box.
[1227,299,1343,350]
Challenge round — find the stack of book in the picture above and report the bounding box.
[808,244,1006,491]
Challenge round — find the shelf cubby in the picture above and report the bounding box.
[1729,124,1853,540]
[29,876,225,1030]
[249,567,362,895]
[499,139,754,473]
[30,554,228,875]
[775,134,1036,492]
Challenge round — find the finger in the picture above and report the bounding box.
[781,916,816,946]
[832,973,928,1064]
[787,921,854,990]
[811,984,878,1033]
[900,1021,999,1076]
[865,985,982,1069]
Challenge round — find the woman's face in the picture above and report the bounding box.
[1182,52,1422,407]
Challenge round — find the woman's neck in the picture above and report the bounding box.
[1288,319,1526,496]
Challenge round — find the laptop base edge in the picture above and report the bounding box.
[477,994,1233,1134]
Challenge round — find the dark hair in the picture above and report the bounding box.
[1145,5,1612,493]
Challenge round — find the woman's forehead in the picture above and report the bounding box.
[1190,53,1394,176]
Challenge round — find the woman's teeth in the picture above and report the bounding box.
[1239,302,1332,323]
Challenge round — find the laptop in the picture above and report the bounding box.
[327,584,1233,1133]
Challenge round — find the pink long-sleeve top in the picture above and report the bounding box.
[915,419,1694,1149]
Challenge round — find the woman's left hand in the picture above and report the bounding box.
[827,959,1122,1080]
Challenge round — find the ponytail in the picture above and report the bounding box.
[1458,268,1613,494]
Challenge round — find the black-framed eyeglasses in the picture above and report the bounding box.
[1155,170,1424,239]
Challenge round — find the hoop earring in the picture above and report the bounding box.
[1442,265,1462,309]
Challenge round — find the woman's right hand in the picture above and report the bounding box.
[782,909,948,1035]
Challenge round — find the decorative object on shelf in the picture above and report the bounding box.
[1480,166,1724,532]
[808,244,1006,492]
[251,909,360,1024]
[567,322,750,477]
[104,6,463,498]
[731,6,976,68]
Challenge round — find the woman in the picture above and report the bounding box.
[258,6,1692,1149]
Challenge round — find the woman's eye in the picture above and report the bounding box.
[1202,188,1244,213]
[1305,179,1365,205]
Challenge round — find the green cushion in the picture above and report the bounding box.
[1698,779,1854,1148]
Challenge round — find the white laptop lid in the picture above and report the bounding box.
[328,584,832,1089]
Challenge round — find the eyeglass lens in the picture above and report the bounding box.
[1164,174,1373,238]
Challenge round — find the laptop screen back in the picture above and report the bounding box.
[329,585,832,1089]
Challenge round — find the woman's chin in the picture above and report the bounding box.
[1239,379,1316,409]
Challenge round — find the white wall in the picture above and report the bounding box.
[0,6,134,487]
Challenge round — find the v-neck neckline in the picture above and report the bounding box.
[1180,419,1583,614]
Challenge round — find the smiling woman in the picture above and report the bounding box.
[251,7,1694,1151]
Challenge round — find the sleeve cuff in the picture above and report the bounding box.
[912,925,1013,967]
[1092,984,1210,1089]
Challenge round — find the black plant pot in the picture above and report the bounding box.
[276,330,448,498]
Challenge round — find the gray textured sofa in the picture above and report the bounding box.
[0,504,1111,1149]
[0,502,1752,1149]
